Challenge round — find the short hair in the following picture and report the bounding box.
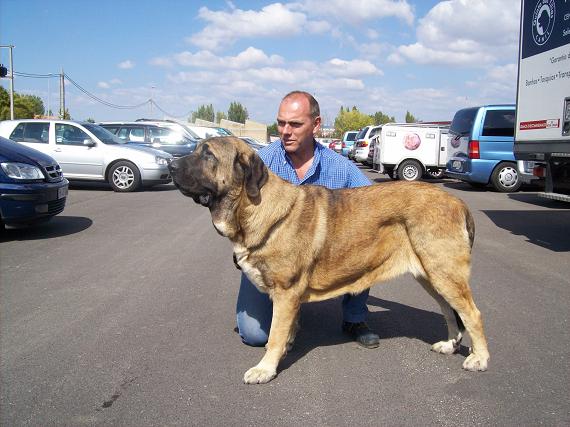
[282,91,320,119]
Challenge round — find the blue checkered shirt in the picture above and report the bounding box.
[258,140,371,189]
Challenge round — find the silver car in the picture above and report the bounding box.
[0,119,172,192]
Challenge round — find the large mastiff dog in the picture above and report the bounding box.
[169,136,490,384]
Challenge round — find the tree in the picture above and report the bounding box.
[192,104,215,122]
[216,111,227,123]
[334,107,374,136]
[267,121,278,136]
[405,111,418,123]
[0,87,46,120]
[372,111,395,125]
[227,101,248,124]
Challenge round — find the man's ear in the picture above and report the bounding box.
[238,151,268,202]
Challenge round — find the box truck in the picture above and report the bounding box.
[372,122,450,181]
[514,0,570,201]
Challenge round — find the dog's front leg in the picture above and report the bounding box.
[243,290,300,384]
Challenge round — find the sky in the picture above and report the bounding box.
[0,0,521,126]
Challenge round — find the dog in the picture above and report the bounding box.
[169,136,490,384]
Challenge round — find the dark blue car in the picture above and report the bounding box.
[0,136,68,228]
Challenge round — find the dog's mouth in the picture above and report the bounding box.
[194,192,212,208]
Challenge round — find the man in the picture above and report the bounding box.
[236,91,380,349]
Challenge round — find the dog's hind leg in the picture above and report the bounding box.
[420,273,490,372]
[415,277,463,355]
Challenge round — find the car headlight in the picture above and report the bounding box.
[1,162,45,180]
[155,156,169,166]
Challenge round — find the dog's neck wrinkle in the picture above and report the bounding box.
[237,174,300,249]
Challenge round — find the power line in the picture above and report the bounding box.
[64,73,150,110]
[12,69,193,117]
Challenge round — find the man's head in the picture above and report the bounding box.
[277,91,321,156]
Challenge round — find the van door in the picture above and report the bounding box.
[478,108,516,161]
[54,123,105,179]
[437,130,449,167]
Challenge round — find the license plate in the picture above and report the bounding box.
[452,160,462,171]
[58,186,68,199]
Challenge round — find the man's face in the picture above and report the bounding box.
[276,95,321,155]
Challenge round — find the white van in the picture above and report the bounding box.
[372,122,450,180]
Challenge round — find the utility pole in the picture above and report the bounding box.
[0,44,15,119]
[59,68,65,119]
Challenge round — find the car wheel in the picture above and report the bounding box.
[108,161,141,192]
[490,162,521,193]
[397,160,422,181]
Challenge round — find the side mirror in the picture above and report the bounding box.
[83,139,96,147]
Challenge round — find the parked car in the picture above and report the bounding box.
[445,105,524,192]
[0,119,172,192]
[330,139,342,153]
[238,136,265,151]
[0,135,68,228]
[316,137,333,148]
[354,125,382,164]
[341,130,358,157]
[184,124,232,139]
[135,118,202,140]
[98,121,198,158]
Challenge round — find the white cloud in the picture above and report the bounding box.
[189,3,328,51]
[118,60,135,69]
[152,47,284,70]
[97,79,122,89]
[393,0,520,66]
[302,0,414,25]
[326,58,383,77]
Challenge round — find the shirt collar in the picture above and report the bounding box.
[279,139,322,184]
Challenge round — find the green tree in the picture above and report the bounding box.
[372,111,395,125]
[405,111,418,123]
[334,107,374,136]
[192,104,215,122]
[227,101,248,124]
[216,111,227,123]
[267,121,278,136]
[0,86,45,120]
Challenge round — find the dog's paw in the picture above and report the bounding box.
[462,353,489,372]
[243,366,276,384]
[431,339,460,355]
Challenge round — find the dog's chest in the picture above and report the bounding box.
[233,245,268,292]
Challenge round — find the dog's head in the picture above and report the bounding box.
[168,136,268,208]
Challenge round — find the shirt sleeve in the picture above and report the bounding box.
[345,159,372,188]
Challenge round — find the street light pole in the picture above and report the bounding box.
[0,44,15,119]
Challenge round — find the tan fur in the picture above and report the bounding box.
[169,136,490,384]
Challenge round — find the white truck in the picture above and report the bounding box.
[514,0,570,202]
[372,122,450,181]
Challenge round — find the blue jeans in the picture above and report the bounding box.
[236,273,370,346]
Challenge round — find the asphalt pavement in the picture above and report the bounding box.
[1,170,569,426]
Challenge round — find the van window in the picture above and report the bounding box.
[356,126,369,140]
[369,127,382,138]
[482,110,515,137]
[10,122,49,143]
[450,107,478,136]
[344,132,357,142]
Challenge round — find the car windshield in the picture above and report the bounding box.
[450,108,478,136]
[83,123,124,145]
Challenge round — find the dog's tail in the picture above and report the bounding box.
[465,207,475,250]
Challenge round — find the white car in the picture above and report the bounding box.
[354,125,383,164]
[0,119,172,192]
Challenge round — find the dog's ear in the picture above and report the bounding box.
[238,151,268,202]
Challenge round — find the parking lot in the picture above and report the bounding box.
[1,170,569,426]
